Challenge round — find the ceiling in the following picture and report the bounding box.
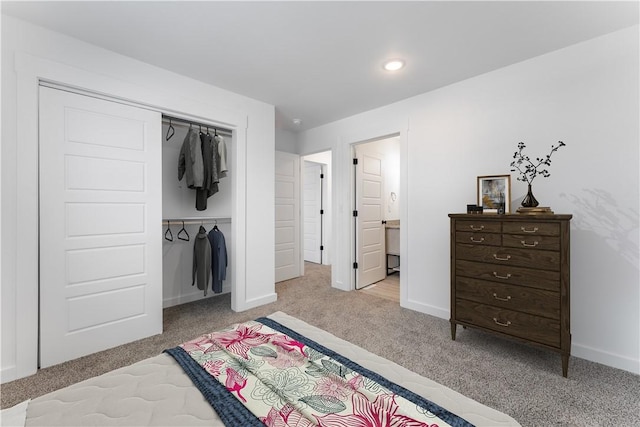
[3,1,638,132]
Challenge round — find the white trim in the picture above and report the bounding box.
[402,300,449,320]
[243,293,279,311]
[572,343,640,375]
[13,51,250,379]
[0,366,17,384]
[333,121,409,298]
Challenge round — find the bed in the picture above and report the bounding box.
[2,312,521,426]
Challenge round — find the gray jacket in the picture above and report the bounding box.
[192,226,211,296]
[178,129,204,189]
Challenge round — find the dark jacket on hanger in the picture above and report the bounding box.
[196,132,220,211]
[207,227,227,294]
[178,129,204,189]
[192,226,212,296]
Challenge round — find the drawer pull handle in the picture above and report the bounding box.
[493,272,512,279]
[493,293,512,302]
[469,225,484,231]
[521,240,539,247]
[521,226,539,233]
[493,254,511,261]
[470,237,485,243]
[493,318,511,327]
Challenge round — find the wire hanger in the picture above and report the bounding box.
[177,220,190,241]
[165,118,175,141]
[213,218,219,231]
[164,222,173,241]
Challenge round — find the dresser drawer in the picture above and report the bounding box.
[502,222,559,236]
[456,276,560,319]
[456,260,560,291]
[456,299,560,347]
[456,231,502,246]
[502,234,560,251]
[455,220,501,233]
[456,244,560,271]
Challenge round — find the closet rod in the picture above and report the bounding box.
[162,217,231,226]
[162,114,232,136]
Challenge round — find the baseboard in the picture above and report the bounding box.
[0,365,17,385]
[238,292,278,311]
[332,280,349,292]
[401,299,449,320]
[572,342,640,375]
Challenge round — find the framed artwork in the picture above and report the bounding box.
[477,175,511,214]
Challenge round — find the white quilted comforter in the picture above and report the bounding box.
[3,312,520,426]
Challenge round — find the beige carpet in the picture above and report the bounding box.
[2,262,639,426]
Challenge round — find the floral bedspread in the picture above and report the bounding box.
[165,318,474,427]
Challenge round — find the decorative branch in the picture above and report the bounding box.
[510,141,566,185]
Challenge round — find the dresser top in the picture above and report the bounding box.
[449,213,572,220]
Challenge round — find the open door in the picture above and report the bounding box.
[39,86,162,367]
[275,151,301,282]
[304,161,323,264]
[354,146,386,289]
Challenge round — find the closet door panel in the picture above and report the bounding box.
[39,86,162,368]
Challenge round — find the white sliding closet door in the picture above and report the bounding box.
[39,86,163,367]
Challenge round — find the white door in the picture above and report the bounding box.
[275,151,301,282]
[39,87,162,368]
[355,147,386,289]
[304,161,323,264]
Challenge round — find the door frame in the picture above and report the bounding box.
[331,123,408,299]
[11,52,250,380]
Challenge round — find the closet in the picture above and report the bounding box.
[161,116,233,308]
[38,85,235,367]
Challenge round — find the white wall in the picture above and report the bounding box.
[1,15,276,382]
[298,26,639,374]
[276,128,298,153]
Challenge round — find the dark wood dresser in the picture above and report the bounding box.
[449,213,572,376]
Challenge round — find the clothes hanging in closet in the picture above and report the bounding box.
[192,226,211,296]
[216,134,228,177]
[177,127,228,211]
[178,129,204,189]
[196,132,220,211]
[208,226,228,294]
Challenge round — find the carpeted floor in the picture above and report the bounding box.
[2,262,639,426]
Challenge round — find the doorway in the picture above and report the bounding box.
[302,151,332,267]
[353,136,400,300]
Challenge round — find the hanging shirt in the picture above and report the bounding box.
[215,134,228,177]
[192,226,212,296]
[196,133,220,211]
[178,129,205,189]
[207,227,228,294]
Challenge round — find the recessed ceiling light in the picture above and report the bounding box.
[292,118,302,125]
[383,59,405,71]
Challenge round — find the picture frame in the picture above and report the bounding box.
[477,175,511,214]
